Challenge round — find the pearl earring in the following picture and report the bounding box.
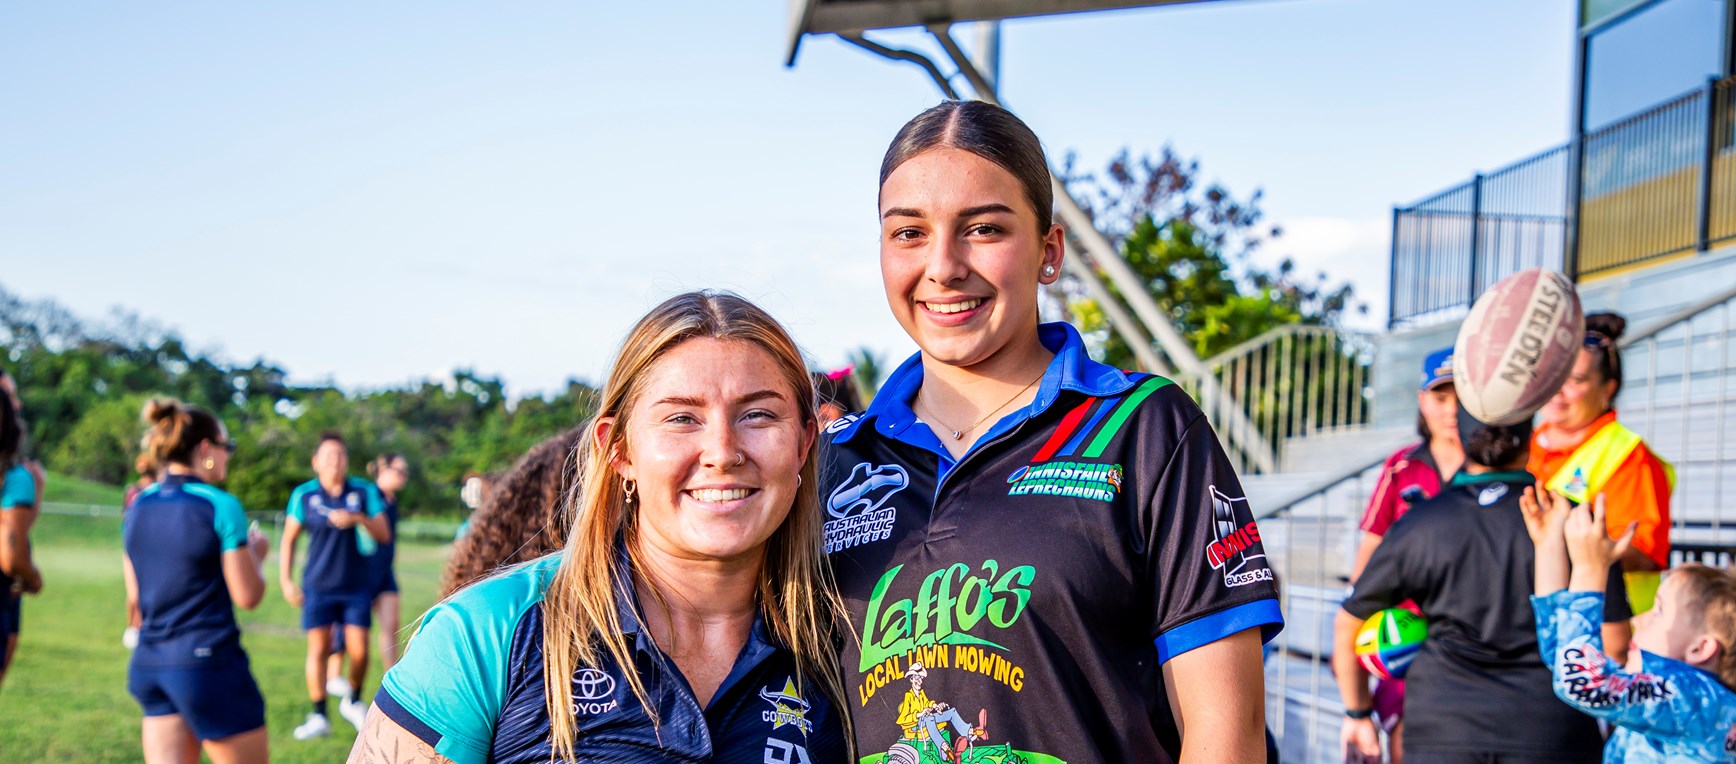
[1042,265,1056,277]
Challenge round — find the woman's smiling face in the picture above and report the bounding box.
[608,337,814,565]
[878,147,1062,369]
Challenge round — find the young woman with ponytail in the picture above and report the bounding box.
[123,398,271,763]
[350,291,850,764]
[0,382,40,689]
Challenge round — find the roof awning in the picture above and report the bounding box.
[785,0,1227,64]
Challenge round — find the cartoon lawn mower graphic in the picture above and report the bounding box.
[882,663,1029,764]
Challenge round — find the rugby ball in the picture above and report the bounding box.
[1453,269,1584,425]
[1355,607,1427,680]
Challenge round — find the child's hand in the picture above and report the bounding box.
[1520,482,1573,546]
[1564,494,1636,572]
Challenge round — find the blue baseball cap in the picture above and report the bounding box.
[1420,346,1454,391]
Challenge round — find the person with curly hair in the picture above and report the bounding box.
[438,427,584,598]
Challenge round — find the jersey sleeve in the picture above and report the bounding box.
[1144,405,1283,663]
[361,480,385,517]
[1,467,36,509]
[1341,514,1424,620]
[285,483,310,523]
[1530,590,1725,742]
[376,589,517,764]
[186,484,249,551]
[1358,450,1410,536]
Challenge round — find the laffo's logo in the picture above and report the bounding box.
[1206,486,1272,588]
[824,463,906,553]
[859,560,1034,671]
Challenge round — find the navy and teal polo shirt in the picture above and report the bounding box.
[286,477,383,596]
[821,322,1283,764]
[0,464,36,609]
[124,474,252,667]
[377,554,847,764]
[366,494,399,590]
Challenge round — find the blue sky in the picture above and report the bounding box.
[2,1,1576,395]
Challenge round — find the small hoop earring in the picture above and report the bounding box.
[796,475,802,487]
[734,452,744,468]
[1042,265,1056,278]
[621,478,637,503]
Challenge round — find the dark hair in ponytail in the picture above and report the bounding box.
[1584,312,1626,402]
[141,398,224,468]
[366,452,405,478]
[880,101,1055,235]
[0,386,20,471]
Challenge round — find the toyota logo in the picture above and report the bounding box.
[572,669,616,701]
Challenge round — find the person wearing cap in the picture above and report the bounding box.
[1336,407,1631,763]
[1344,347,1465,761]
[1529,311,1673,619]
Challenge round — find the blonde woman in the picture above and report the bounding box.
[350,292,851,764]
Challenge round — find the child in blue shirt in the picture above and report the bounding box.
[1524,487,1736,762]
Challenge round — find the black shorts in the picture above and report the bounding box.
[128,656,266,741]
[302,592,372,631]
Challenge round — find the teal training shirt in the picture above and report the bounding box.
[378,553,847,764]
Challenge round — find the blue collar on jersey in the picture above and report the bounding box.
[832,322,1138,459]
[608,542,781,680]
[157,473,205,489]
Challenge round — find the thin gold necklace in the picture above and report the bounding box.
[916,369,1045,441]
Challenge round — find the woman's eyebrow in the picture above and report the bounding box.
[956,203,1014,218]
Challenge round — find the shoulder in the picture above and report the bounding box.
[1383,443,1423,470]
[434,555,561,633]
[289,479,318,499]
[347,477,379,493]
[1,465,34,507]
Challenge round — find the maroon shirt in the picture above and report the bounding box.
[1360,442,1443,537]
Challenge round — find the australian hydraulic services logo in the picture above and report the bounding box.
[825,463,906,553]
[1005,461,1123,502]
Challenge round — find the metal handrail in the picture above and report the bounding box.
[1620,282,1736,347]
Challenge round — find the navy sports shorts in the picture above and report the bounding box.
[374,571,399,596]
[128,657,266,740]
[0,591,19,637]
[302,592,372,631]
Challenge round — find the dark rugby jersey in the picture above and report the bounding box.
[285,477,383,596]
[822,323,1283,764]
[378,554,847,764]
[124,475,251,667]
[1344,470,1632,759]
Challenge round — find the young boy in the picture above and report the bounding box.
[1524,488,1736,761]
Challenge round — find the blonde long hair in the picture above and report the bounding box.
[540,291,852,760]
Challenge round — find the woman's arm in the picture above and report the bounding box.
[348,705,456,764]
[278,519,304,606]
[122,553,140,622]
[1162,627,1267,763]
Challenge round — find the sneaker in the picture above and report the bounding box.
[339,697,368,732]
[326,675,354,699]
[293,712,331,740]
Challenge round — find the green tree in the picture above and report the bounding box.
[1059,147,1361,368]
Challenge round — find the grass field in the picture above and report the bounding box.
[0,505,452,762]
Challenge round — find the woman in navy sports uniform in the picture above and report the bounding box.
[123,398,271,763]
[328,452,411,700]
[818,101,1283,763]
[0,381,43,690]
[280,432,393,739]
[350,292,850,764]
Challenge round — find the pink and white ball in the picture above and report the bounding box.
[1452,269,1585,425]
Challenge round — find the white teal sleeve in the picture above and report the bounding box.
[1531,590,1731,744]
[285,482,309,523]
[377,582,522,764]
[186,484,249,551]
[1,466,36,509]
[362,480,384,517]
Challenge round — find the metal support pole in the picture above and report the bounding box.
[1065,234,1170,374]
[1698,76,1720,252]
[1467,173,1485,304]
[1388,206,1402,329]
